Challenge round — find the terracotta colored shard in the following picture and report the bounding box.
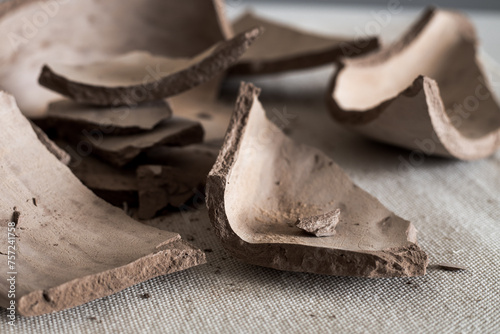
[0,92,205,317]
[45,100,173,135]
[229,12,379,75]
[38,28,262,106]
[327,8,500,160]
[295,209,341,237]
[0,0,232,117]
[206,83,428,278]
[61,117,204,167]
[137,144,220,219]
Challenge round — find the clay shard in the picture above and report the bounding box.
[206,83,428,278]
[45,100,173,135]
[327,8,500,160]
[0,0,233,117]
[61,117,204,167]
[38,28,262,106]
[229,12,379,75]
[136,144,220,219]
[295,209,341,237]
[0,91,205,317]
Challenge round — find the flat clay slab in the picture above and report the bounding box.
[38,28,262,106]
[61,117,204,167]
[0,0,232,116]
[45,100,173,135]
[137,143,220,219]
[206,83,428,278]
[0,91,205,316]
[327,8,500,160]
[229,12,379,75]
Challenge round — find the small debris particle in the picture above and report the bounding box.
[186,235,195,242]
[139,293,151,299]
[87,316,102,323]
[434,263,468,272]
[275,181,280,186]
[32,198,37,206]
[295,209,342,237]
[204,249,213,253]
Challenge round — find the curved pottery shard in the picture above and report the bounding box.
[45,100,173,135]
[85,118,204,167]
[38,28,262,106]
[229,12,379,75]
[0,92,205,317]
[0,0,232,116]
[327,8,500,160]
[207,83,428,278]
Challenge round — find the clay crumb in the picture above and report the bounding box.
[433,263,468,272]
[139,293,151,299]
[295,209,341,237]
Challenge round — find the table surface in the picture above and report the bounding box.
[2,3,500,334]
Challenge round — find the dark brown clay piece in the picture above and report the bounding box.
[137,143,220,219]
[38,28,262,107]
[229,12,379,75]
[327,8,500,160]
[45,100,173,135]
[0,92,205,317]
[0,0,233,117]
[61,117,204,167]
[206,83,428,278]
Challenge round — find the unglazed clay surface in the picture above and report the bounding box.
[230,12,379,74]
[207,83,428,278]
[0,0,232,116]
[0,92,205,317]
[328,8,500,160]
[38,29,262,106]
